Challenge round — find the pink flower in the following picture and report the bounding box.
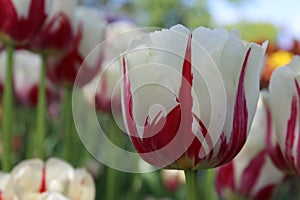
[121,25,267,169]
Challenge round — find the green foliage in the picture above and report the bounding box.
[134,0,211,28]
[226,22,278,42]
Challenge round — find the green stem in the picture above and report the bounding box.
[105,115,123,200]
[63,86,73,162]
[106,166,117,200]
[36,54,47,159]
[184,170,199,200]
[202,169,215,200]
[2,43,14,171]
[26,107,36,158]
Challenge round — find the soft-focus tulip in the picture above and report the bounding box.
[269,55,300,176]
[68,169,95,200]
[2,158,95,200]
[121,24,267,169]
[83,20,140,112]
[0,0,48,45]
[29,0,76,54]
[161,169,185,191]
[47,6,106,87]
[0,172,10,199]
[262,92,293,174]
[23,192,69,200]
[0,50,54,106]
[215,95,285,200]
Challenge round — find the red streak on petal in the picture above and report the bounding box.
[142,106,180,152]
[253,184,276,200]
[47,22,103,86]
[285,94,297,173]
[95,76,111,112]
[265,101,291,173]
[240,150,266,196]
[81,178,85,185]
[39,166,46,193]
[122,56,141,150]
[191,113,213,163]
[31,12,73,52]
[175,33,203,167]
[216,48,251,165]
[177,33,193,135]
[215,161,235,196]
[47,23,83,85]
[295,80,300,174]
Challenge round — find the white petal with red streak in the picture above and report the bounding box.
[45,158,74,194]
[68,168,95,200]
[269,56,300,154]
[74,6,106,65]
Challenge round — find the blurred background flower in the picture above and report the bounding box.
[47,6,106,87]
[215,95,286,200]
[1,158,95,200]
[269,56,300,176]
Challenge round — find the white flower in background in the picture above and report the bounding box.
[47,5,106,86]
[161,169,185,191]
[0,50,54,106]
[1,158,95,200]
[83,20,143,113]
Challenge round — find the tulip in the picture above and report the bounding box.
[215,95,285,200]
[29,0,76,54]
[269,55,300,176]
[1,158,95,200]
[161,169,185,191]
[23,192,69,200]
[47,6,106,87]
[68,169,96,200]
[121,24,266,199]
[0,172,10,199]
[263,92,293,174]
[121,24,267,170]
[0,0,48,45]
[83,20,141,112]
[0,50,54,106]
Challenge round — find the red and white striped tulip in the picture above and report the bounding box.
[0,0,49,45]
[1,158,95,200]
[269,55,300,176]
[263,92,293,174]
[83,20,141,112]
[0,50,54,106]
[29,0,77,54]
[47,6,106,87]
[121,25,267,169]
[215,95,285,200]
